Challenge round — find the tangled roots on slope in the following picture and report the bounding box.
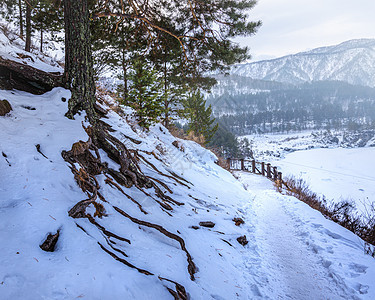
[62,122,195,298]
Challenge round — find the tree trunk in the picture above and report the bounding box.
[0,56,63,94]
[19,0,24,38]
[163,61,170,128]
[122,48,128,103]
[63,0,97,124]
[25,0,31,52]
[40,23,43,53]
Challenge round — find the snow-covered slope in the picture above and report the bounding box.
[0,87,258,299]
[0,30,62,74]
[2,29,375,300]
[2,88,375,299]
[231,39,375,87]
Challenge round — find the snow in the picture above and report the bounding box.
[243,131,375,214]
[230,39,375,88]
[2,87,375,299]
[2,28,375,300]
[0,87,262,299]
[0,30,62,73]
[236,172,375,299]
[273,147,375,213]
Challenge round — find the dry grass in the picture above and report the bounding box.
[210,147,230,170]
[168,125,230,170]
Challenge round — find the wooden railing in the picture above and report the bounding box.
[227,158,282,182]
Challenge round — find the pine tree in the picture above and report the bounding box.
[184,90,218,143]
[208,123,239,158]
[32,0,64,53]
[127,57,163,129]
[63,0,97,123]
[238,138,254,159]
[20,0,260,123]
[91,15,148,102]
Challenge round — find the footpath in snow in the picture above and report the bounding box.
[236,171,375,300]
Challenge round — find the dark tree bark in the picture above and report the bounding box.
[163,60,169,128]
[121,48,128,103]
[40,23,43,53]
[25,0,31,52]
[63,0,97,124]
[0,56,63,94]
[19,0,23,38]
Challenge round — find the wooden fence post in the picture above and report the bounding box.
[278,172,282,182]
[273,166,278,181]
[261,162,265,176]
[240,159,244,171]
[252,160,256,173]
[266,163,271,178]
[227,158,231,169]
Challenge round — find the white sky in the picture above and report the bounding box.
[236,0,375,61]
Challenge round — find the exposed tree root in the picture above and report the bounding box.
[221,239,233,247]
[98,242,153,275]
[35,144,49,160]
[146,176,174,194]
[62,121,196,296]
[159,277,188,300]
[136,187,173,211]
[113,206,196,281]
[98,241,189,298]
[119,132,142,145]
[104,175,148,215]
[87,215,131,244]
[136,152,190,188]
[106,239,129,257]
[167,170,193,186]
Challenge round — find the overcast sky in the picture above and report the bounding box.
[235,0,375,61]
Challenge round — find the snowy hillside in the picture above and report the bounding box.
[0,87,259,299]
[231,39,375,87]
[2,88,375,299]
[2,29,375,300]
[0,30,62,74]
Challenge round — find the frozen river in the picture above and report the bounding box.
[273,147,375,213]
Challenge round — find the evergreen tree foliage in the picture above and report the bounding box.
[32,0,64,52]
[127,56,163,129]
[1,0,63,52]
[208,123,239,158]
[183,90,218,143]
[150,34,189,128]
[238,137,254,159]
[91,14,147,91]
[5,0,260,123]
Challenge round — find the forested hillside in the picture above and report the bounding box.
[208,80,375,135]
[207,39,375,136]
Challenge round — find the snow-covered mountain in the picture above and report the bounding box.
[231,39,375,87]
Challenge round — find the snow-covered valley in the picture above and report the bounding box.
[243,131,375,214]
[274,147,375,213]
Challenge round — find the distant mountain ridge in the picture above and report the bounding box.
[231,39,375,87]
